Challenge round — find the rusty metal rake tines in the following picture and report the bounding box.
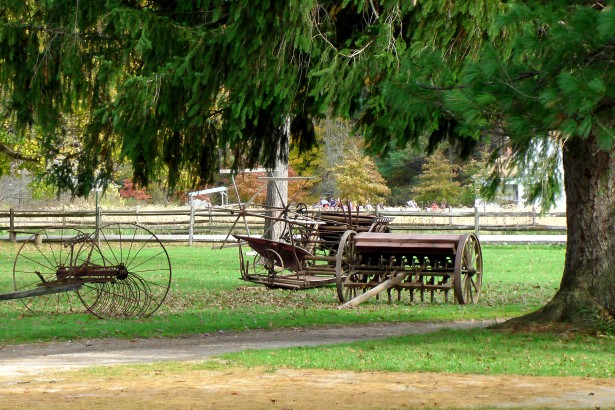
[8,223,172,318]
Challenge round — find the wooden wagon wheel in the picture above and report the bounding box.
[453,233,483,304]
[73,223,172,318]
[12,227,89,315]
[335,230,359,302]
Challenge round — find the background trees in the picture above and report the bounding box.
[411,150,461,208]
[333,147,390,206]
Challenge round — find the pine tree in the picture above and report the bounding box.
[0,1,323,195]
[334,1,615,327]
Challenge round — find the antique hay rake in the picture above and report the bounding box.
[1,223,171,318]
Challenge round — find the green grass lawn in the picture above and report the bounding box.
[219,328,614,378]
[0,243,565,343]
[3,241,613,379]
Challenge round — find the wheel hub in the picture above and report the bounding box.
[116,264,129,280]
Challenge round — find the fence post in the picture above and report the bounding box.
[135,206,139,225]
[532,206,536,228]
[474,206,480,238]
[9,208,15,243]
[95,190,101,233]
[189,205,195,247]
[97,206,102,232]
[448,206,452,226]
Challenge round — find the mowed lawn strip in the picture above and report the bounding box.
[219,328,614,378]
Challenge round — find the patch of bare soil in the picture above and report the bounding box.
[1,321,614,409]
[2,368,614,409]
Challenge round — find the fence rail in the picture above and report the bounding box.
[0,206,567,244]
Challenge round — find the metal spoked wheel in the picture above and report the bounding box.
[252,249,285,286]
[453,233,483,304]
[335,230,358,302]
[12,227,88,315]
[296,203,308,216]
[74,223,172,318]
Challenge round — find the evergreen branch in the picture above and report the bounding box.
[140,2,232,27]
[584,38,615,68]
[590,2,607,10]
[0,22,115,41]
[417,70,539,92]
[0,22,68,36]
[509,71,541,81]
[496,79,540,100]
[415,82,467,91]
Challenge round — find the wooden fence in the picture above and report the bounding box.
[0,206,566,244]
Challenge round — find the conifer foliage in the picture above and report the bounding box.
[0,1,322,195]
[346,1,615,326]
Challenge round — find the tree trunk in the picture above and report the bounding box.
[507,135,615,328]
[263,119,290,241]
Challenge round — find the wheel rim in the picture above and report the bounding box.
[12,228,88,315]
[74,223,172,318]
[335,230,357,302]
[251,249,285,284]
[453,233,483,304]
[237,242,248,279]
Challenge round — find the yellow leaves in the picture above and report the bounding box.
[333,148,390,204]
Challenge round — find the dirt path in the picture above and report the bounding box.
[1,320,614,409]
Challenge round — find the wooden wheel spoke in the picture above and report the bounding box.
[463,242,476,270]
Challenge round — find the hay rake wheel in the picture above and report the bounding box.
[74,223,172,318]
[335,230,358,302]
[7,223,171,318]
[251,249,285,287]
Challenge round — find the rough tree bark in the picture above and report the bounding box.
[263,119,290,241]
[508,135,615,328]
